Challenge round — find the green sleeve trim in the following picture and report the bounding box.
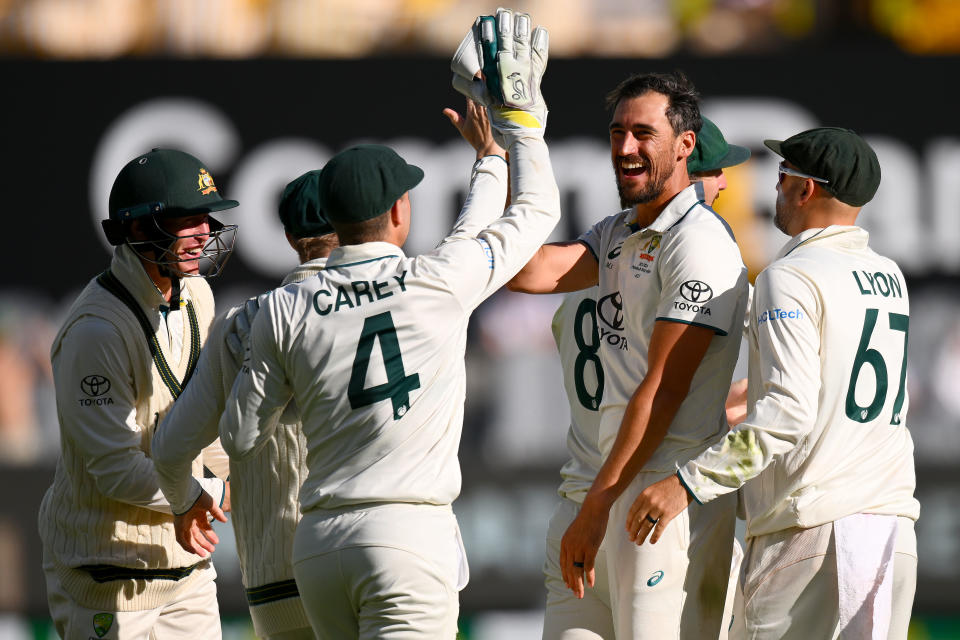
[219,480,226,509]
[578,239,599,263]
[677,470,704,505]
[655,316,728,336]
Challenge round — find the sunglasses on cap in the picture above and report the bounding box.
[778,162,829,185]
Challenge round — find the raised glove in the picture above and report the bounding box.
[451,8,549,145]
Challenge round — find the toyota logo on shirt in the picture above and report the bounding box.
[81,374,111,397]
[597,291,624,330]
[680,280,713,303]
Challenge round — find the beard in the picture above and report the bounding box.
[773,192,791,234]
[614,151,676,209]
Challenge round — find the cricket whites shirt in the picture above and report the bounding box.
[679,226,920,536]
[578,184,749,470]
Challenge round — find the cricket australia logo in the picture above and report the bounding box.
[92,612,114,637]
[197,168,218,195]
[596,292,628,351]
[81,375,111,397]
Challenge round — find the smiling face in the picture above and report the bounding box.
[609,92,685,209]
[156,214,212,275]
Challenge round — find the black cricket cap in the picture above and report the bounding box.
[764,128,881,207]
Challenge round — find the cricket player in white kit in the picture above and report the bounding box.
[219,10,559,638]
[629,128,919,639]
[152,169,343,639]
[511,72,749,639]
[541,115,751,640]
[39,149,236,639]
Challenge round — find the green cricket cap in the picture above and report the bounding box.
[687,116,751,175]
[108,148,238,222]
[764,127,881,207]
[279,170,334,238]
[318,144,424,224]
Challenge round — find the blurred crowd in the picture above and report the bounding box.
[0,0,959,58]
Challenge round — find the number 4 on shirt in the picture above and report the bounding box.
[348,311,421,420]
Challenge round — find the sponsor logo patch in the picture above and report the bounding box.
[597,291,628,351]
[647,570,664,587]
[597,292,624,331]
[680,280,713,303]
[81,375,111,397]
[607,243,623,261]
[757,307,804,325]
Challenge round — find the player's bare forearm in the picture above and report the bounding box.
[585,378,682,508]
[506,241,598,294]
[586,321,715,506]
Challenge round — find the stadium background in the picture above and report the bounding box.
[1,1,959,638]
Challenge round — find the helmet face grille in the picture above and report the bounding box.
[125,217,237,279]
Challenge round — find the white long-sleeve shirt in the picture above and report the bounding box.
[679,226,920,536]
[219,137,560,512]
[152,260,325,516]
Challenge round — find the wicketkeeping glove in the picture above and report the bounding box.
[450,8,549,145]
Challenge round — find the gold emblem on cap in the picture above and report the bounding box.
[197,168,218,195]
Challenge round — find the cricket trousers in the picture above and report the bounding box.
[293,502,467,640]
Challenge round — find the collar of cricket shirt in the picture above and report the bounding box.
[112,243,190,312]
[325,242,406,269]
[626,184,702,235]
[778,225,869,259]
[281,257,329,286]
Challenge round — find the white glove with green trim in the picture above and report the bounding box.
[450,8,549,145]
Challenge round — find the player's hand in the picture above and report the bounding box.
[559,499,608,599]
[443,98,505,161]
[450,8,549,145]
[222,480,231,513]
[625,475,692,545]
[173,489,227,558]
[225,294,267,369]
[725,377,748,428]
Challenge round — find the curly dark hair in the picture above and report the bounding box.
[604,71,702,136]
